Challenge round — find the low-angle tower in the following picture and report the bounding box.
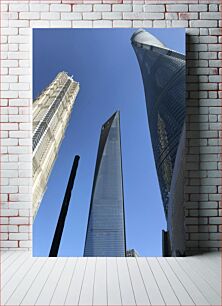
[84,111,126,257]
[33,72,80,219]
[131,29,186,255]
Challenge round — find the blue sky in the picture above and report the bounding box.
[33,28,185,257]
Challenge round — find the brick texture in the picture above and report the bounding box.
[0,0,221,254]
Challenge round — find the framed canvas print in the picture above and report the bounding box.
[32,28,186,258]
[1,2,221,305]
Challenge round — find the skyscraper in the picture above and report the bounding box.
[84,112,126,257]
[131,29,186,255]
[33,72,80,219]
[131,29,185,217]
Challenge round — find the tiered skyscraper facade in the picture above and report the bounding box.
[84,112,126,257]
[33,72,79,219]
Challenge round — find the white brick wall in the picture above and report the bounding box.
[1,0,221,254]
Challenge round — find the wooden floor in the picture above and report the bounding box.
[1,251,220,305]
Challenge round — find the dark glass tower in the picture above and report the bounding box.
[84,111,126,257]
[131,29,186,217]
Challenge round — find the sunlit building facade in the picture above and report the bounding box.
[33,72,79,219]
[131,29,186,255]
[84,112,126,257]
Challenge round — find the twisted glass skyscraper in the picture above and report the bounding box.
[84,112,126,257]
[131,29,186,217]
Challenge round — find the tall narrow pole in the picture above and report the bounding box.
[49,155,80,257]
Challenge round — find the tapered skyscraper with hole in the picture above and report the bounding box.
[84,111,126,257]
[33,72,79,219]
